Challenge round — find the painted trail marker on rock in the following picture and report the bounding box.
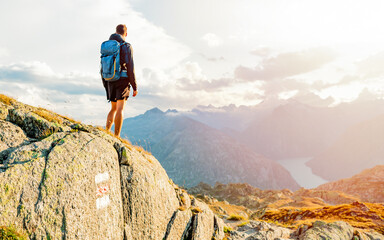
[95,171,111,209]
[95,172,110,184]
[96,195,111,209]
[96,184,110,197]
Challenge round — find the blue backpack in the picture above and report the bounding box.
[100,40,127,81]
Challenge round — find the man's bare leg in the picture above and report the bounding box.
[114,100,126,137]
[106,101,117,132]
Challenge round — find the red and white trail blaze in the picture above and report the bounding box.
[95,171,111,209]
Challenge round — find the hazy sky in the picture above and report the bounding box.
[1,0,384,124]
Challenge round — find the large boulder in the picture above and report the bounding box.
[299,221,354,240]
[227,220,293,240]
[120,149,180,239]
[0,120,29,152]
[0,94,224,240]
[0,131,125,239]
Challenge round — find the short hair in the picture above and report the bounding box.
[116,24,127,35]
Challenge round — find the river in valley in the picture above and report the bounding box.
[277,157,328,189]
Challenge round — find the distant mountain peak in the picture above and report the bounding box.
[165,109,178,114]
[144,107,163,115]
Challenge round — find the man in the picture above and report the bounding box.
[102,24,137,137]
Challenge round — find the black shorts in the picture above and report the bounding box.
[102,77,129,102]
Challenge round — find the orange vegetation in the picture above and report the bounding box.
[32,107,64,124]
[0,94,16,106]
[259,202,384,234]
[205,200,250,219]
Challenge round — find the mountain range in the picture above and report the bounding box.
[120,108,300,190]
[122,98,384,187]
[199,99,384,160]
[160,98,384,161]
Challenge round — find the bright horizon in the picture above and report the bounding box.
[1,0,384,124]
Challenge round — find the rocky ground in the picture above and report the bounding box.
[1,94,383,240]
[224,220,384,240]
[190,182,384,239]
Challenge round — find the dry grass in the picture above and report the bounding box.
[180,195,187,205]
[223,226,232,233]
[57,114,81,124]
[96,126,133,148]
[227,214,247,221]
[0,93,79,126]
[207,201,249,219]
[31,104,152,161]
[39,128,56,140]
[237,221,249,227]
[133,145,151,155]
[95,126,153,164]
[178,206,187,211]
[190,206,202,215]
[78,123,154,166]
[32,107,64,125]
[0,94,16,106]
[260,202,384,234]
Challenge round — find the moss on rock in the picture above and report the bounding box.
[0,226,27,240]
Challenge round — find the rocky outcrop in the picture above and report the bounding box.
[190,181,384,238]
[226,220,384,240]
[227,221,293,240]
[0,120,29,152]
[0,94,224,240]
[1,131,125,239]
[298,221,353,240]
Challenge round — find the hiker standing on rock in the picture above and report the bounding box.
[101,24,137,137]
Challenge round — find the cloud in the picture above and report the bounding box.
[170,61,234,92]
[235,47,337,81]
[0,47,8,57]
[356,51,384,78]
[201,33,223,47]
[176,77,233,92]
[0,0,191,75]
[250,46,273,57]
[199,53,225,62]
[294,91,334,107]
[242,90,264,101]
[0,62,103,96]
[0,79,110,125]
[278,90,299,100]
